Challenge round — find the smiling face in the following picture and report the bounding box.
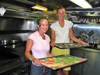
[57,8,65,20]
[38,18,49,33]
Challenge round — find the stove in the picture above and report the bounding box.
[0,42,31,75]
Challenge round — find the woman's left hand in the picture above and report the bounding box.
[81,42,88,45]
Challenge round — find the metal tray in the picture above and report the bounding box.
[55,43,90,49]
[39,55,87,70]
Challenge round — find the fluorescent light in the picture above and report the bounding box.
[32,4,47,11]
[70,0,92,8]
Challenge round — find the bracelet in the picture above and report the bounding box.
[29,56,33,61]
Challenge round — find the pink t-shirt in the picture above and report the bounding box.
[28,31,50,59]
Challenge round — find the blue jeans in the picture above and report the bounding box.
[30,64,51,75]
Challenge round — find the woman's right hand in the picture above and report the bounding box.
[50,41,55,47]
[32,58,41,66]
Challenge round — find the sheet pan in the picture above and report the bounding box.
[39,55,87,70]
[55,43,90,49]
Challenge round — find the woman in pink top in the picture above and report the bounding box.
[25,18,53,75]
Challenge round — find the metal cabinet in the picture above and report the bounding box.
[70,48,100,75]
[83,50,100,75]
[70,48,85,75]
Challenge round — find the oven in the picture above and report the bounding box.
[0,41,31,75]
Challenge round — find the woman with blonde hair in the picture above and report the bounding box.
[25,18,53,75]
[50,6,88,75]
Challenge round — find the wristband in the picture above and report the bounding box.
[29,56,33,61]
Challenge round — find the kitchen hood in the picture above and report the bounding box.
[0,0,45,19]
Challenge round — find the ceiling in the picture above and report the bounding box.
[32,0,100,11]
[0,0,100,11]
[0,0,100,22]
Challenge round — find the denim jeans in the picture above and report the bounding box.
[30,64,51,75]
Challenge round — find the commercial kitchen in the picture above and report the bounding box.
[0,0,100,75]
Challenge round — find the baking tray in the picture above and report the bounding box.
[55,43,90,49]
[39,55,87,70]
